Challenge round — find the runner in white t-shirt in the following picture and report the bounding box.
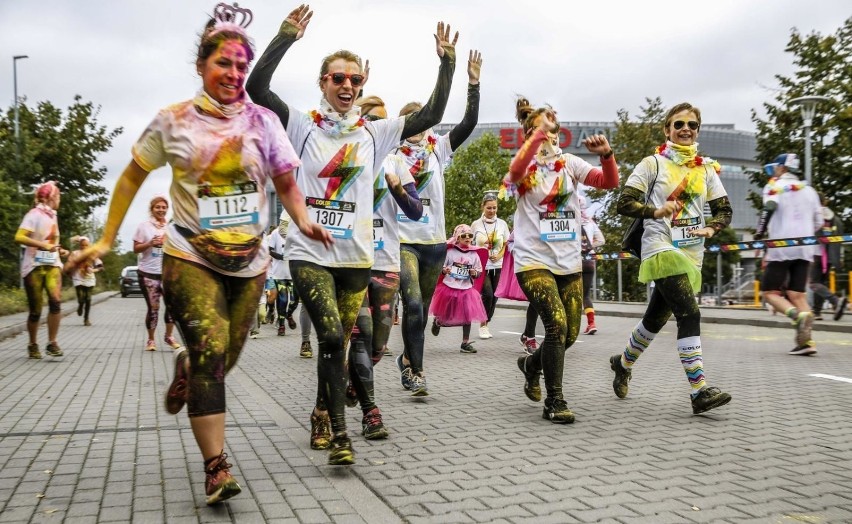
[578,195,605,335]
[470,191,510,339]
[68,12,329,505]
[506,98,619,424]
[610,102,733,416]
[246,5,459,464]
[69,236,103,327]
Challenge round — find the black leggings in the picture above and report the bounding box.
[75,285,93,321]
[480,268,501,322]
[290,260,370,435]
[399,243,446,373]
[581,260,595,310]
[642,274,700,338]
[522,303,538,338]
[516,270,583,400]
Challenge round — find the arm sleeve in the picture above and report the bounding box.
[392,182,424,221]
[401,50,456,139]
[246,30,299,128]
[448,83,480,151]
[617,186,657,219]
[706,196,733,232]
[579,156,619,189]
[508,129,547,183]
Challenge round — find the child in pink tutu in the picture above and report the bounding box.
[430,224,488,353]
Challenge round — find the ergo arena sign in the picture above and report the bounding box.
[498,126,613,151]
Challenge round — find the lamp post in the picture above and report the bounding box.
[789,95,830,186]
[13,55,29,161]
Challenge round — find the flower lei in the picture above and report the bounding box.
[499,156,565,200]
[655,142,721,173]
[400,135,437,177]
[309,98,365,137]
[765,176,807,196]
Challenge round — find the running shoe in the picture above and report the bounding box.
[361,407,389,440]
[396,354,413,390]
[28,343,42,360]
[834,297,848,321]
[609,354,631,399]
[583,323,597,335]
[145,339,157,352]
[479,325,492,339]
[77,303,83,316]
[430,319,441,336]
[520,335,538,355]
[287,315,297,330]
[249,329,259,340]
[345,382,358,408]
[410,372,429,397]
[277,324,286,337]
[165,349,189,414]
[299,341,313,358]
[310,411,331,450]
[45,342,63,358]
[460,341,477,354]
[517,355,541,402]
[813,314,824,321]
[164,336,182,350]
[204,451,241,505]
[691,386,732,415]
[789,341,818,356]
[542,397,575,424]
[84,320,92,327]
[794,311,814,347]
[382,346,393,357]
[328,433,355,466]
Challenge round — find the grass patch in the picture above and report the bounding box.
[0,285,115,317]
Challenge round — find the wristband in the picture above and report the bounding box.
[601,149,614,160]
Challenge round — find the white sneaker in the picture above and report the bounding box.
[479,325,493,339]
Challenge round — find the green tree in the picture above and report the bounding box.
[750,17,851,226]
[444,133,513,235]
[0,95,122,287]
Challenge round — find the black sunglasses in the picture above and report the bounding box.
[459,234,474,239]
[673,120,700,131]
[323,72,365,87]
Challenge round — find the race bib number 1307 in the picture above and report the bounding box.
[307,197,356,239]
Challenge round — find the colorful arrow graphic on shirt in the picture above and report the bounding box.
[538,176,571,212]
[319,143,363,200]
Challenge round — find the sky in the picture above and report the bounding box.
[1,0,848,249]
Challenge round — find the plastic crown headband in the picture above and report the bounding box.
[210,2,253,37]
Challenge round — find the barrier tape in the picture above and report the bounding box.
[584,233,852,261]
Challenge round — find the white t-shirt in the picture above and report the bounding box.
[373,155,416,272]
[284,108,405,268]
[70,252,101,287]
[133,219,168,274]
[580,219,605,254]
[132,100,301,277]
[471,216,511,270]
[266,228,290,280]
[625,154,728,268]
[762,173,822,262]
[510,154,593,275]
[395,133,453,244]
[442,246,482,290]
[18,205,62,278]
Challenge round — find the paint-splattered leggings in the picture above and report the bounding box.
[642,274,700,338]
[139,270,174,330]
[24,266,62,322]
[290,260,370,435]
[162,256,265,417]
[399,243,446,374]
[75,285,93,321]
[516,269,583,400]
[481,268,502,322]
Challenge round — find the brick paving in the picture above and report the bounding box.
[0,294,850,523]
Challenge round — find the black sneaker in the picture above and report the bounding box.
[396,354,413,390]
[361,407,389,440]
[328,433,355,466]
[789,341,817,356]
[609,354,631,399]
[542,397,575,424]
[410,373,429,397]
[45,342,63,358]
[460,342,477,354]
[691,386,732,415]
[834,297,848,321]
[430,319,441,336]
[517,355,541,402]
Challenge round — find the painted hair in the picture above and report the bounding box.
[399,101,423,117]
[34,181,59,205]
[72,235,90,246]
[663,102,702,130]
[197,17,255,70]
[356,95,385,118]
[451,223,473,243]
[318,50,363,87]
[149,195,169,215]
[515,96,554,138]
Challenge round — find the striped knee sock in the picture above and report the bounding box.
[621,321,656,369]
[678,336,706,397]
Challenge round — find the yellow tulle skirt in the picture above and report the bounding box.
[638,250,701,293]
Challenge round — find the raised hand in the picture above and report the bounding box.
[434,21,459,58]
[467,50,482,84]
[582,134,611,155]
[537,109,559,134]
[281,4,312,39]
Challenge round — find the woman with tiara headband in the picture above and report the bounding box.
[247,5,460,463]
[504,97,619,424]
[470,191,510,340]
[15,181,69,360]
[70,3,329,504]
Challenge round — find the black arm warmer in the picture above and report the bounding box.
[448,83,480,151]
[401,49,456,140]
[617,186,657,219]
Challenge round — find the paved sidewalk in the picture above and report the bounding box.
[0,296,850,523]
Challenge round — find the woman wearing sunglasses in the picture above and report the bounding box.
[506,97,619,424]
[610,102,733,415]
[393,50,482,397]
[246,4,458,464]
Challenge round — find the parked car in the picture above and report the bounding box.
[120,266,142,297]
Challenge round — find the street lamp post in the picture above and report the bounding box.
[13,55,29,158]
[789,95,830,186]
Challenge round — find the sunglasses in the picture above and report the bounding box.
[459,233,474,239]
[323,72,365,87]
[672,120,700,131]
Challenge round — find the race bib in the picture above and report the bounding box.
[449,262,471,280]
[672,216,703,248]
[307,197,355,239]
[398,198,431,224]
[539,210,577,242]
[197,181,260,229]
[152,247,164,258]
[373,218,385,251]
[34,250,58,265]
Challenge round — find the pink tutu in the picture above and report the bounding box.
[494,249,527,301]
[429,286,488,327]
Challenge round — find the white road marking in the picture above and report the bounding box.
[809,374,852,384]
[499,331,584,343]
